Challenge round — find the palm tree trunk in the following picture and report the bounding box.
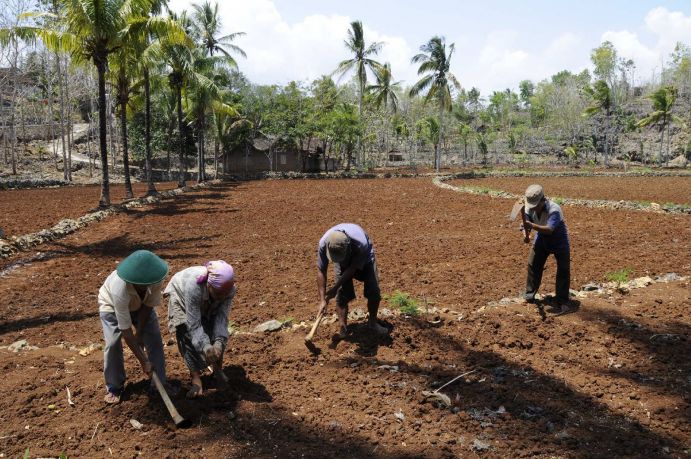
[144,69,157,195]
[214,137,219,179]
[118,76,134,199]
[55,51,67,181]
[96,58,110,207]
[658,126,664,166]
[176,84,186,187]
[357,79,363,168]
[666,119,671,166]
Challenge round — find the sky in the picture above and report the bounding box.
[167,0,691,96]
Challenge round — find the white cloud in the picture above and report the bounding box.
[167,0,414,88]
[600,7,691,84]
[460,30,588,95]
[166,1,691,96]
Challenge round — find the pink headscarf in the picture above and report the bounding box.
[196,260,234,290]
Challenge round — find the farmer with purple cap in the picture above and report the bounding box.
[521,184,572,311]
[316,223,388,338]
[165,261,236,398]
[98,250,170,404]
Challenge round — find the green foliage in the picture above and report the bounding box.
[564,145,578,163]
[23,448,30,459]
[385,291,419,316]
[605,267,632,285]
[513,151,528,165]
[552,197,564,205]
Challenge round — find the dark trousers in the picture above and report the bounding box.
[525,242,570,303]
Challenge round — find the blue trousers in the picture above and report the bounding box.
[100,308,167,394]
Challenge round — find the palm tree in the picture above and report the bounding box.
[189,4,245,182]
[4,0,187,206]
[157,11,196,187]
[637,86,682,165]
[334,20,382,166]
[110,47,137,199]
[367,63,401,112]
[185,51,223,182]
[583,80,612,165]
[191,1,246,61]
[409,36,461,171]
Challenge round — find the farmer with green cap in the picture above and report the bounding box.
[316,223,388,338]
[521,184,572,311]
[98,250,170,404]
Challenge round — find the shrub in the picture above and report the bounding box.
[606,268,632,285]
[385,291,420,316]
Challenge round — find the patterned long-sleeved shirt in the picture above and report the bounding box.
[164,266,236,353]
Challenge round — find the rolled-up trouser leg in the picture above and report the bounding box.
[100,312,126,394]
[554,249,571,303]
[525,243,548,301]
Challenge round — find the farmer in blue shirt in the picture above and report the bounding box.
[521,185,571,310]
[316,223,388,338]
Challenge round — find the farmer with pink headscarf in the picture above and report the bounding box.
[164,261,236,398]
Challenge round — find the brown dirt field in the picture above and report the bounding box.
[450,176,691,204]
[0,178,689,458]
[0,181,196,238]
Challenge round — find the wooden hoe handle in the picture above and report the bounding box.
[151,371,189,428]
[305,308,325,342]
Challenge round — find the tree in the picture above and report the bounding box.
[367,62,401,112]
[334,20,382,165]
[409,36,461,171]
[6,0,187,206]
[518,79,534,108]
[158,11,196,187]
[583,80,613,165]
[637,86,682,165]
[191,1,245,61]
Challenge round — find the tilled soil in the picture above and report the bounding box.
[0,178,689,458]
[0,182,195,237]
[450,176,691,204]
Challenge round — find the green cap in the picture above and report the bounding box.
[116,250,169,285]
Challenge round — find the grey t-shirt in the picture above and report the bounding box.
[317,223,375,271]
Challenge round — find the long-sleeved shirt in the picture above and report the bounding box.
[98,270,163,330]
[316,223,375,272]
[164,266,236,353]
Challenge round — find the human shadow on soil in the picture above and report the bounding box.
[352,321,686,456]
[0,310,99,336]
[578,307,690,417]
[328,321,394,357]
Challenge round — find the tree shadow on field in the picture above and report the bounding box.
[577,307,691,420]
[45,233,219,261]
[0,310,99,336]
[354,321,687,456]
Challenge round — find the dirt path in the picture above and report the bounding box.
[0,178,688,457]
[450,176,691,205]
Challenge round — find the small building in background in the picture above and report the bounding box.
[224,135,340,174]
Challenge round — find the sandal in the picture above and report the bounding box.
[104,391,121,404]
[186,384,203,399]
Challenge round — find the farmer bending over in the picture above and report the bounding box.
[521,184,572,311]
[317,223,388,338]
[98,250,170,404]
[165,261,236,398]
